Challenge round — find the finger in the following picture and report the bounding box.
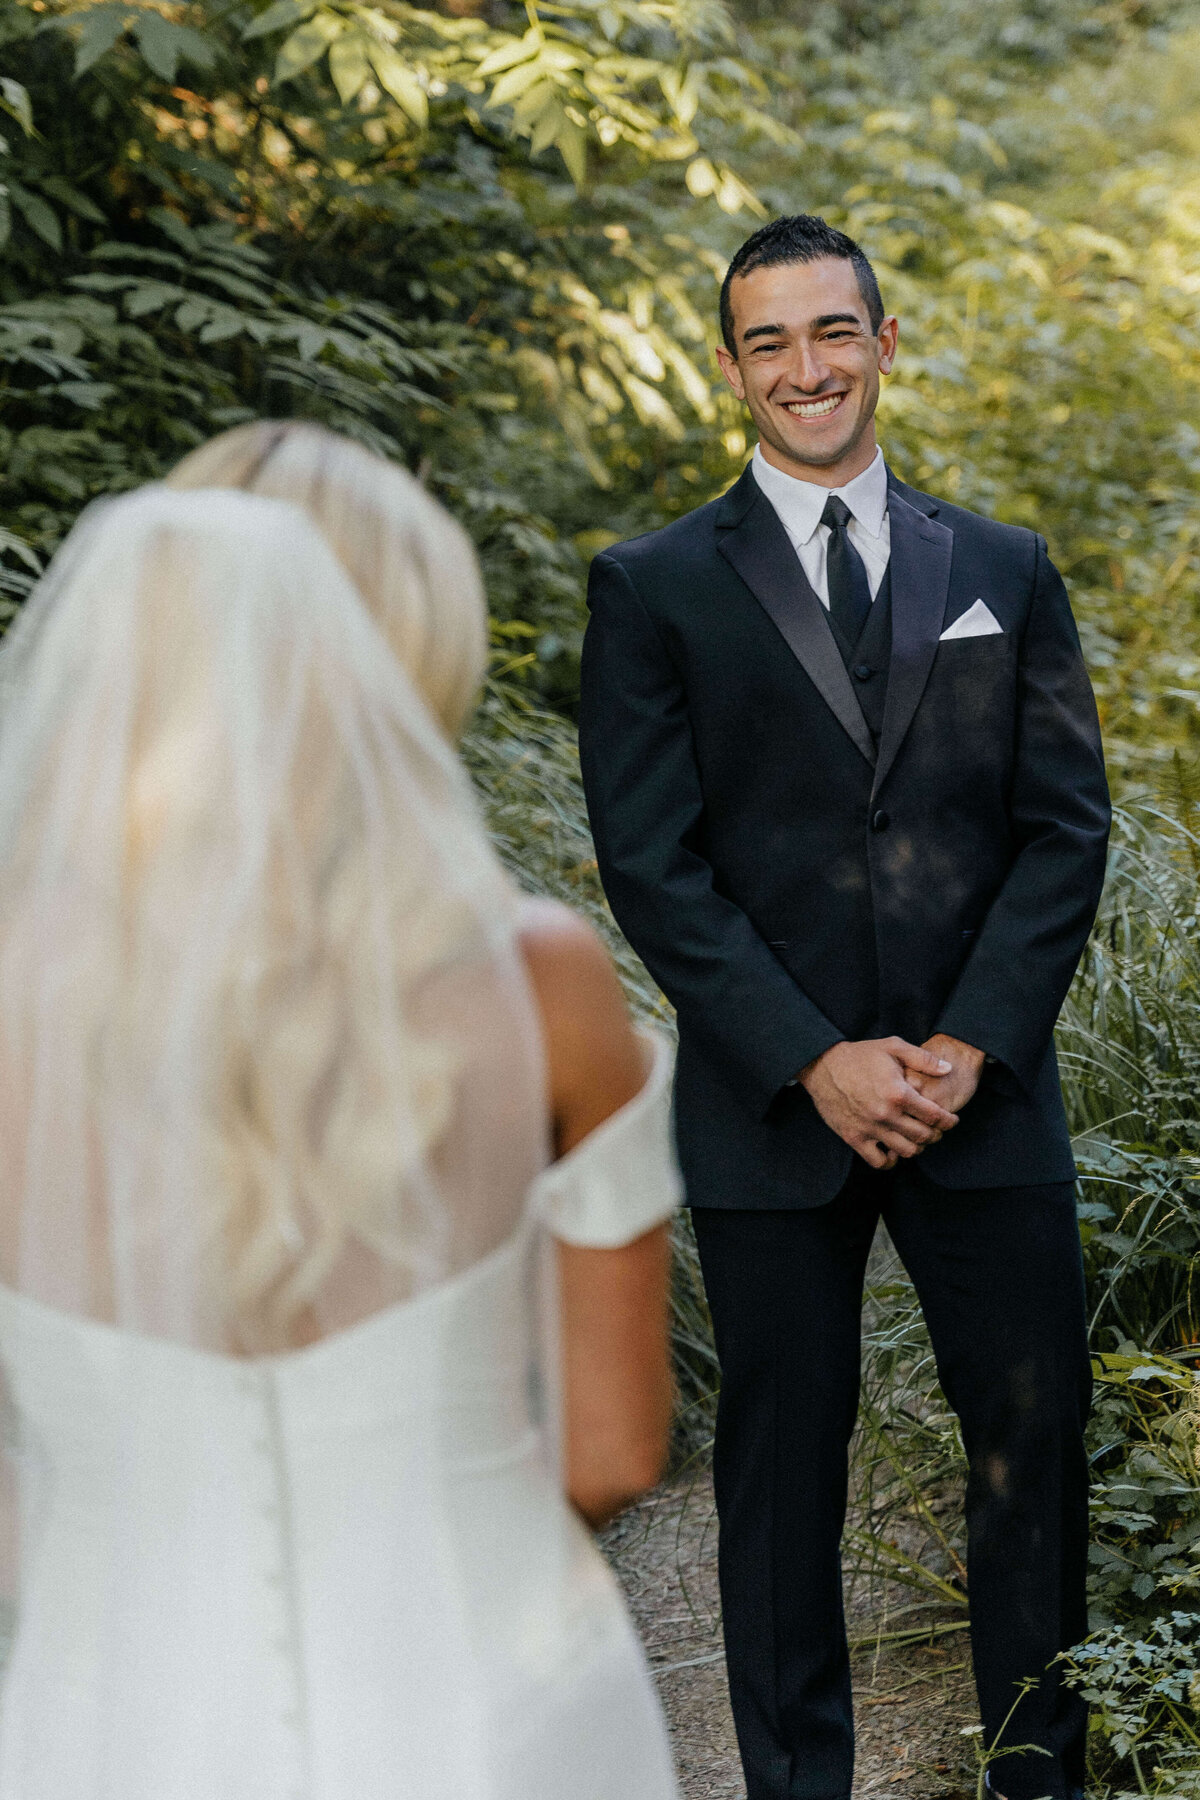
[889,1039,953,1078]
[876,1128,924,1160]
[896,1084,959,1131]
[883,1111,938,1147]
[856,1137,890,1170]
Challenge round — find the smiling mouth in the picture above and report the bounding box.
[781,393,846,420]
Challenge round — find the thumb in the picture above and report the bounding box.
[892,1040,953,1077]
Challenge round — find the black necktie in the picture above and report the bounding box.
[821,494,872,646]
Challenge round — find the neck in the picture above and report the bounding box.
[757,429,879,489]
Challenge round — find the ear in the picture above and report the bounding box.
[877,316,899,375]
[715,344,746,401]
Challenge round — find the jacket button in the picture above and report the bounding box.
[853,663,873,681]
[871,809,890,833]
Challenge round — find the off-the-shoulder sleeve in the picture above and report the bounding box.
[533,1030,682,1247]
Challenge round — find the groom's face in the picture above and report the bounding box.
[715,257,898,483]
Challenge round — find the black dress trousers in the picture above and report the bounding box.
[691,1163,1092,1800]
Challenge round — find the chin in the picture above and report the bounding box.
[778,434,852,468]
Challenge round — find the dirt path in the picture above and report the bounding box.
[604,1471,980,1800]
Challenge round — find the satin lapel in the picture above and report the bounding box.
[872,488,954,798]
[716,483,876,768]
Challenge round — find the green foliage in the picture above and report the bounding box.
[1064,1610,1200,1797]
[4,0,1199,740]
[0,0,769,688]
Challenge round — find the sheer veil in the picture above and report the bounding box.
[0,484,548,1355]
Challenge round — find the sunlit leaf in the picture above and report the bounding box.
[473,31,541,80]
[367,43,428,127]
[275,13,343,85]
[528,96,564,160]
[685,155,716,196]
[621,372,683,437]
[658,65,698,126]
[489,59,549,109]
[329,33,371,104]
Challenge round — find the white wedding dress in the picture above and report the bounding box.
[0,1034,681,1800]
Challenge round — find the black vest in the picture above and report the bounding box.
[826,563,892,745]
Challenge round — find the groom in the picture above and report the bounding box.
[578,214,1110,1800]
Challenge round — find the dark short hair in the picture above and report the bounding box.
[719,214,885,354]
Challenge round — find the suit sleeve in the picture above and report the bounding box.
[934,535,1110,1088]
[578,551,844,1119]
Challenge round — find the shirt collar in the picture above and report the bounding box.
[750,444,888,545]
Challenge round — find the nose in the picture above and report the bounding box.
[783,338,833,394]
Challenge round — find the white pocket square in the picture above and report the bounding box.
[939,599,1003,641]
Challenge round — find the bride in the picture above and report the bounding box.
[0,478,681,1797]
[166,420,685,1527]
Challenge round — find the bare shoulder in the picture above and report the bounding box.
[519,896,618,986]
[517,898,645,1154]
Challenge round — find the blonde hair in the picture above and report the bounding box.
[167,423,488,740]
[0,488,535,1354]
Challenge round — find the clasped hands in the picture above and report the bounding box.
[798,1033,986,1171]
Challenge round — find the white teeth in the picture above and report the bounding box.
[783,395,843,418]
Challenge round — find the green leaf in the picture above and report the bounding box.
[68,7,129,77]
[198,312,249,345]
[274,13,343,85]
[52,380,118,411]
[193,266,273,306]
[132,15,216,83]
[528,96,563,159]
[38,177,106,225]
[0,527,41,574]
[148,207,199,254]
[294,322,327,358]
[123,279,185,317]
[0,78,33,137]
[175,297,214,332]
[242,0,317,42]
[474,31,541,80]
[8,183,62,253]
[329,33,371,105]
[366,44,428,128]
[490,58,549,109]
[558,117,587,187]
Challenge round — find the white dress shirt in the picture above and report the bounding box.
[750,444,891,607]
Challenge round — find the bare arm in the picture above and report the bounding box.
[519,898,673,1528]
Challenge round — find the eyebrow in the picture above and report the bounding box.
[741,312,867,344]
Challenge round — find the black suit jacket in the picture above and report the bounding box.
[578,462,1111,1209]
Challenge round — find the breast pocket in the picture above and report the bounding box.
[931,632,1017,759]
